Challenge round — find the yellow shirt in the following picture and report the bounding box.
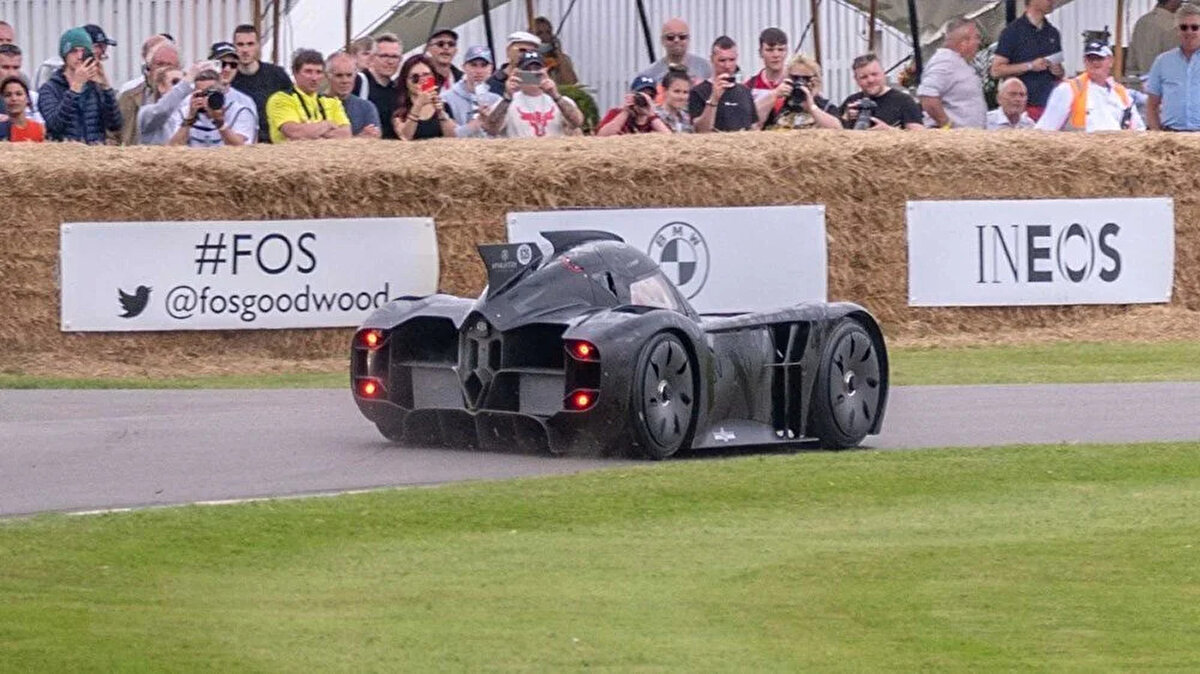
[265,88,350,143]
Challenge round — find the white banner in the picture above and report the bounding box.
[60,218,439,331]
[907,198,1174,306]
[507,206,827,313]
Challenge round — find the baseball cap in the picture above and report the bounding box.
[464,46,493,64]
[58,27,94,58]
[83,24,117,47]
[629,75,657,93]
[506,31,541,48]
[1083,41,1112,58]
[209,41,238,61]
[517,51,545,70]
[428,27,459,42]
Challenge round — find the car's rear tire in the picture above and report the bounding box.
[631,332,697,460]
[810,319,884,449]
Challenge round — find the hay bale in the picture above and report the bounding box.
[0,131,1196,373]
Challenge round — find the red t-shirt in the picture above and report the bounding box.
[598,107,657,134]
[7,119,45,143]
[745,69,785,98]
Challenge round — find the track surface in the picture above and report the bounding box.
[2,383,1198,517]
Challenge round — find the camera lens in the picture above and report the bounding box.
[205,89,225,110]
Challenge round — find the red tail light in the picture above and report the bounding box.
[566,389,598,411]
[566,340,598,361]
[358,329,384,350]
[356,377,386,399]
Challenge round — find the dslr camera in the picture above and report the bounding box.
[783,75,813,113]
[852,97,878,130]
[201,87,225,112]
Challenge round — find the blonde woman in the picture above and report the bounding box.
[760,53,842,130]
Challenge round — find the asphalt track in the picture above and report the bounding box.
[2,382,1198,517]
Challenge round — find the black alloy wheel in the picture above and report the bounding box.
[810,319,884,449]
[632,332,697,460]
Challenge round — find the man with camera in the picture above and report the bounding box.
[483,50,582,138]
[761,54,842,131]
[596,75,671,135]
[485,31,541,96]
[165,65,257,147]
[689,36,758,132]
[38,27,122,143]
[266,49,351,143]
[917,18,986,129]
[840,53,923,130]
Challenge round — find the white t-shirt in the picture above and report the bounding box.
[986,108,1036,130]
[1036,77,1146,132]
[501,91,578,138]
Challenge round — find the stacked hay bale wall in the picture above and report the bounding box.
[1,132,1196,371]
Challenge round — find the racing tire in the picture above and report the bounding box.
[810,319,884,449]
[631,332,697,460]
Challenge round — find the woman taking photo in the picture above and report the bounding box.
[392,54,457,140]
[760,53,841,131]
[1,76,45,142]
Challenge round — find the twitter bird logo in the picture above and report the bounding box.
[118,286,151,318]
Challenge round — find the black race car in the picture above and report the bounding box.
[351,231,888,459]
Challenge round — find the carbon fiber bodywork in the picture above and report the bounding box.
[351,235,889,457]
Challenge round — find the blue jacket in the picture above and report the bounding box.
[37,69,122,144]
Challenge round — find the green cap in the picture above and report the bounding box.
[59,27,94,59]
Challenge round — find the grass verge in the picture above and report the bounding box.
[2,340,1198,389]
[2,442,1198,671]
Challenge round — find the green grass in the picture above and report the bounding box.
[2,442,1199,671]
[893,340,1200,386]
[3,340,1198,389]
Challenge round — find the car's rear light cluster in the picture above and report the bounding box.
[358,328,385,350]
[356,377,386,399]
[565,340,600,411]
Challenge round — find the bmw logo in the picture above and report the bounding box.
[648,222,710,299]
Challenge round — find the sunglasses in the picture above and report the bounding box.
[408,73,433,84]
[375,53,401,59]
[0,44,20,55]
[430,40,457,48]
[220,61,238,70]
[1180,24,1200,32]
[663,33,689,42]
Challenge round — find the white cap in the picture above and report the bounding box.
[506,31,541,47]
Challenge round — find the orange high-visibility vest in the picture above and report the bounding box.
[1067,74,1131,130]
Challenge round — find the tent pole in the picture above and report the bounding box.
[868,0,877,51]
[271,0,281,64]
[253,0,262,37]
[635,0,656,64]
[525,0,536,29]
[906,0,922,82]
[1114,0,1126,78]
[809,0,822,63]
[345,0,352,51]
[481,0,496,62]
[1005,0,1017,24]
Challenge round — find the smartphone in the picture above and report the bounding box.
[517,70,541,85]
[420,75,437,92]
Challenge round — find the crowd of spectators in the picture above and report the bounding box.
[3,1,1200,145]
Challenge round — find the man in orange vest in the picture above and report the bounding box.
[1036,40,1145,131]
